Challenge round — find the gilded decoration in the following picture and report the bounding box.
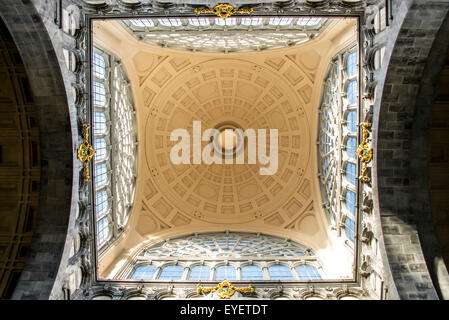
[197,280,254,299]
[77,124,95,182]
[355,122,372,182]
[194,4,253,19]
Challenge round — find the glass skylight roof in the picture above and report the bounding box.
[121,16,329,53]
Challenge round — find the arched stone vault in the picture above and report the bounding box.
[374,0,449,300]
[0,0,74,299]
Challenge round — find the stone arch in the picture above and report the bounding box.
[0,0,73,299]
[374,1,449,300]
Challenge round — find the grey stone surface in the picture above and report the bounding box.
[373,0,449,300]
[0,0,74,300]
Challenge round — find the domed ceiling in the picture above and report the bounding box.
[92,17,358,279]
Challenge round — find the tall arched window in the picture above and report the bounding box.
[269,265,293,280]
[241,265,264,280]
[188,266,210,281]
[158,266,184,280]
[215,266,236,281]
[295,265,321,280]
[123,232,322,282]
[318,45,359,245]
[92,47,137,251]
[130,265,157,280]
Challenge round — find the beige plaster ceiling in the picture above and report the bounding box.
[92,17,357,279]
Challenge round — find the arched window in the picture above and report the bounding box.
[93,52,105,79]
[241,265,264,280]
[297,17,322,26]
[318,46,359,245]
[345,189,356,216]
[268,17,292,26]
[124,232,319,282]
[345,162,357,185]
[93,81,106,106]
[188,266,210,281]
[346,110,357,133]
[215,266,236,281]
[345,217,355,242]
[92,47,137,251]
[346,137,357,159]
[268,265,293,280]
[95,163,107,188]
[215,18,236,26]
[130,265,157,280]
[96,217,109,247]
[295,265,321,280]
[94,138,106,161]
[158,265,184,280]
[241,17,262,26]
[158,18,182,27]
[129,19,154,27]
[93,112,106,135]
[95,190,108,215]
[188,18,209,27]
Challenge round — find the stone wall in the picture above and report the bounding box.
[0,0,75,300]
[373,0,449,300]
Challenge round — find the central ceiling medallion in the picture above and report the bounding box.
[213,121,245,160]
[194,3,254,20]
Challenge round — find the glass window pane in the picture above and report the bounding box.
[297,17,322,26]
[241,17,262,26]
[96,217,109,246]
[346,137,357,159]
[295,265,321,280]
[268,265,293,280]
[94,112,106,134]
[188,18,209,26]
[215,18,236,26]
[95,163,107,188]
[241,265,264,280]
[269,17,293,26]
[345,189,356,216]
[345,217,355,242]
[93,81,106,106]
[95,190,108,215]
[158,18,182,27]
[347,51,357,77]
[94,138,106,161]
[347,80,357,105]
[93,52,105,79]
[346,110,357,132]
[130,19,154,27]
[158,265,184,280]
[214,266,236,281]
[130,265,157,280]
[188,266,210,281]
[345,162,357,185]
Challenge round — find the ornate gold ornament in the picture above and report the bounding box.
[355,122,373,182]
[194,4,253,20]
[197,280,254,299]
[77,124,95,182]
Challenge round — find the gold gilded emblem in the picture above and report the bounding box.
[197,280,254,299]
[77,124,95,182]
[355,122,373,182]
[194,4,253,20]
